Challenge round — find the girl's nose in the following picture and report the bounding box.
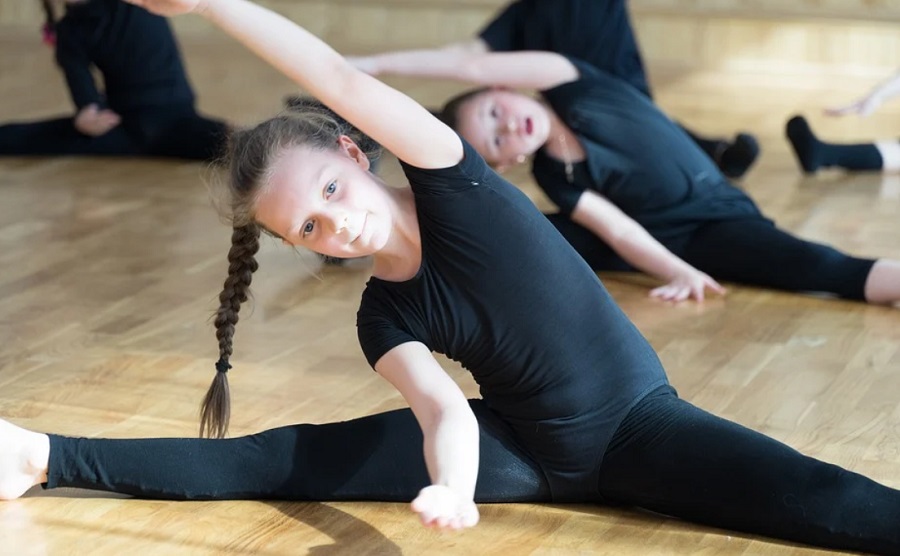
[324,210,348,234]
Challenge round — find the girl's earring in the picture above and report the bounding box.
[516,154,526,164]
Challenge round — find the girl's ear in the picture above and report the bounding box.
[337,135,371,171]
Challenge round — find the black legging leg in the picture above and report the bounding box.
[146,114,229,161]
[0,117,138,156]
[45,400,550,503]
[599,386,900,554]
[682,218,876,300]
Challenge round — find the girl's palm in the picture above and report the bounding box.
[123,0,205,17]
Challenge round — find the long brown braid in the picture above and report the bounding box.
[200,224,260,439]
[200,98,381,438]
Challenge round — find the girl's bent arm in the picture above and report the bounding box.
[55,31,103,110]
[128,0,462,169]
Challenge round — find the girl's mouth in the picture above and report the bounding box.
[525,117,533,135]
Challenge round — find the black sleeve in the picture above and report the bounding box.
[54,26,103,110]
[356,293,418,369]
[477,1,525,52]
[398,138,492,197]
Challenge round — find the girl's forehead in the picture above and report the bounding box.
[270,146,329,188]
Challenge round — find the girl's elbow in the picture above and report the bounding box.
[437,398,477,428]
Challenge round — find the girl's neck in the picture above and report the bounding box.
[370,184,421,282]
[541,108,585,165]
[545,109,577,148]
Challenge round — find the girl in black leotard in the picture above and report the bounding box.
[0,0,227,161]
[2,1,900,552]
[355,49,900,306]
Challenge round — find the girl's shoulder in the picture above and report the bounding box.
[398,136,496,197]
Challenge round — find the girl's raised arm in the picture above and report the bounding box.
[126,0,462,169]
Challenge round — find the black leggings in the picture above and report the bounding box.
[547,214,876,300]
[0,107,227,161]
[46,387,900,554]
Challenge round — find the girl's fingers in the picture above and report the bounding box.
[706,278,726,294]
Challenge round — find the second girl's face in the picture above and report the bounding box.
[254,138,392,259]
[454,89,551,169]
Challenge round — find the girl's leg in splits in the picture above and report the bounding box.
[149,113,229,161]
[598,386,900,554]
[680,217,895,303]
[0,117,137,156]
[2,400,550,503]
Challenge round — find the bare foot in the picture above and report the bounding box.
[0,419,50,500]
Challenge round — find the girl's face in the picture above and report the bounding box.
[254,137,393,259]
[454,89,551,169]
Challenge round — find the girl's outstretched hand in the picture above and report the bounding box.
[411,485,479,530]
[650,267,726,303]
[123,0,208,17]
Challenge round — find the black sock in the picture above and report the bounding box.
[718,133,760,179]
[679,124,760,179]
[786,115,883,173]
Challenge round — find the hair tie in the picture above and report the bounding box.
[41,24,57,47]
[215,358,232,373]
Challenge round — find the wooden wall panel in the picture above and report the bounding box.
[3,0,900,75]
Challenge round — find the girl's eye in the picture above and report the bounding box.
[325,181,336,197]
[302,221,315,236]
[490,107,499,118]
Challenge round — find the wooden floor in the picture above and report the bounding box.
[1,29,900,556]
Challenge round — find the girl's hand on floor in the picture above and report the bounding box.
[411,485,479,530]
[650,268,726,303]
[123,0,208,17]
[73,104,121,137]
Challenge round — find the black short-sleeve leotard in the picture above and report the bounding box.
[357,138,668,501]
[478,0,651,98]
[534,60,763,241]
